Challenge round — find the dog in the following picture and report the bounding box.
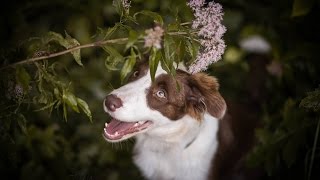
[102,61,260,180]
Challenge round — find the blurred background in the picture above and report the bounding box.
[0,0,320,179]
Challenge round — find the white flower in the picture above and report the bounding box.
[5,81,24,100]
[122,0,131,13]
[144,26,164,49]
[187,0,226,74]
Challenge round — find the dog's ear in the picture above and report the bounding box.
[186,73,227,120]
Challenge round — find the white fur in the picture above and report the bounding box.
[134,114,218,180]
[104,66,219,180]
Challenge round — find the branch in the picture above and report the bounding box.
[1,37,128,70]
[1,30,196,70]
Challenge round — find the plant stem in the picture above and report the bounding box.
[1,37,128,70]
[307,117,320,180]
[1,30,197,70]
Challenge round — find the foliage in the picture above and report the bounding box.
[0,0,320,179]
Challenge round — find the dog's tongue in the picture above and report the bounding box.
[106,119,136,134]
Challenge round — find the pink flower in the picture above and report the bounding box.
[144,26,164,49]
[187,0,226,74]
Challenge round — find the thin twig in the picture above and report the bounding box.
[1,37,128,70]
[1,30,197,70]
[308,118,320,180]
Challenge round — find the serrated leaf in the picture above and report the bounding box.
[149,48,161,82]
[62,90,79,113]
[65,32,82,66]
[120,49,136,83]
[76,98,92,122]
[134,10,164,26]
[45,31,67,46]
[292,0,315,17]
[44,31,82,66]
[15,66,31,91]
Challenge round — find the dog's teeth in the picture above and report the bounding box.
[134,123,139,127]
[138,121,144,125]
[115,131,119,136]
[105,122,108,127]
[104,128,107,132]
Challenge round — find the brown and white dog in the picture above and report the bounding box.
[102,61,259,180]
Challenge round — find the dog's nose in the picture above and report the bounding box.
[105,94,123,112]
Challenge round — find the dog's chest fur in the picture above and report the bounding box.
[133,114,219,180]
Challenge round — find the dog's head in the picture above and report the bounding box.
[103,61,226,142]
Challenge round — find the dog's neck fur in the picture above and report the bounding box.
[133,113,219,180]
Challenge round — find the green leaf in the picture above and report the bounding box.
[113,0,124,16]
[97,24,120,40]
[149,48,161,82]
[17,114,28,135]
[45,31,67,46]
[103,46,124,71]
[76,98,93,122]
[15,66,31,91]
[35,100,58,112]
[186,40,199,61]
[134,10,164,26]
[125,29,139,50]
[65,32,82,66]
[102,46,123,59]
[44,31,82,66]
[173,37,186,65]
[62,90,79,113]
[63,103,68,121]
[292,0,315,17]
[120,49,137,83]
[105,57,120,71]
[161,36,175,76]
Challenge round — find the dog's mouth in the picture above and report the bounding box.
[103,118,153,141]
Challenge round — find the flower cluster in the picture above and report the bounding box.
[5,81,24,101]
[122,0,131,14]
[187,0,226,74]
[144,26,164,49]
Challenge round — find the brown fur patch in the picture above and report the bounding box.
[187,73,227,120]
[147,70,226,121]
[147,73,189,120]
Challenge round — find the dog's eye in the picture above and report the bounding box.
[156,89,166,98]
[133,71,139,78]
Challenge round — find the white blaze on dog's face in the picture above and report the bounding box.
[103,61,226,142]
